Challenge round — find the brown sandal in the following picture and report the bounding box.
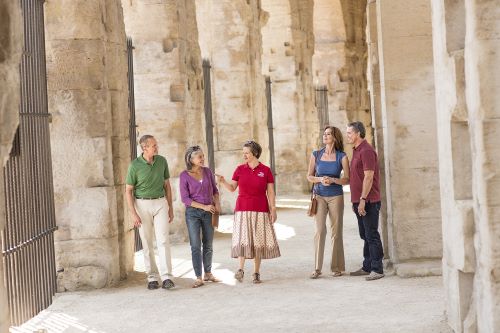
[204,273,221,282]
[252,272,262,284]
[332,271,342,277]
[192,278,204,288]
[310,270,322,279]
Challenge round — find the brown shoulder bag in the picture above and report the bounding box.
[307,150,319,217]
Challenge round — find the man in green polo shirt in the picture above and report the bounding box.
[125,135,175,290]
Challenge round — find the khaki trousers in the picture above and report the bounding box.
[314,194,345,272]
[135,198,172,282]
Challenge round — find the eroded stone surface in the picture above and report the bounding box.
[45,0,132,291]
[0,1,22,331]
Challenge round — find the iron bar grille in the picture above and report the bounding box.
[315,86,329,144]
[1,0,57,326]
[126,37,142,252]
[202,59,215,172]
[265,77,276,191]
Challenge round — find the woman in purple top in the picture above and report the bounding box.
[179,146,221,288]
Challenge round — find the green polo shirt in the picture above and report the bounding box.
[126,155,170,198]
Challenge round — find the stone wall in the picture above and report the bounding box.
[122,0,204,235]
[44,0,132,291]
[260,0,316,194]
[0,1,22,330]
[432,0,500,331]
[287,0,317,193]
[196,0,268,208]
[312,0,348,132]
[366,0,389,256]
[374,0,442,271]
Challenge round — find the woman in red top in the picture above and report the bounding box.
[217,141,281,284]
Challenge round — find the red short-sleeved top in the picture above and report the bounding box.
[232,163,274,212]
[349,140,381,203]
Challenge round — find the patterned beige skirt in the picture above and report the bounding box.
[231,211,281,259]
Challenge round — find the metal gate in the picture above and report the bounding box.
[265,77,276,189]
[126,37,142,252]
[315,86,329,143]
[202,59,216,172]
[1,0,57,325]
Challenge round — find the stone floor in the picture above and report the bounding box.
[12,196,451,333]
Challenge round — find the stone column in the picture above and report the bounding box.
[312,0,372,146]
[366,0,389,256]
[431,1,474,331]
[434,1,500,330]
[465,2,500,329]
[122,0,204,235]
[259,0,316,194]
[196,0,267,209]
[288,0,317,193]
[0,2,22,330]
[375,0,442,274]
[44,0,131,290]
[434,0,500,331]
[312,0,348,129]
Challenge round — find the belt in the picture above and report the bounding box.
[136,196,165,200]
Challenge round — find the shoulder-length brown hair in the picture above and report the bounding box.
[324,126,344,152]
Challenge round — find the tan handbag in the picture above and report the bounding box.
[308,150,319,217]
[307,184,317,217]
[211,210,219,228]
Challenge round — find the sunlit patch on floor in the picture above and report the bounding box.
[11,312,105,333]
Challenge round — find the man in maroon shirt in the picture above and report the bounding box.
[346,122,384,281]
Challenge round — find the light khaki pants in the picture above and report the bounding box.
[135,198,172,282]
[314,194,345,272]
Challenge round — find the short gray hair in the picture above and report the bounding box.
[348,121,366,139]
[184,145,203,170]
[139,135,155,151]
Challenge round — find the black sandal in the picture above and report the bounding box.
[252,272,261,284]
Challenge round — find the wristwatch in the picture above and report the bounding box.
[360,197,366,201]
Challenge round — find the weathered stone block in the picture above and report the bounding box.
[395,259,442,277]
[57,265,109,292]
[134,73,172,110]
[442,264,475,332]
[48,89,110,138]
[170,84,185,102]
[54,186,119,241]
[55,236,120,290]
[216,124,252,151]
[44,0,105,40]
[51,135,112,189]
[105,43,128,91]
[46,39,105,90]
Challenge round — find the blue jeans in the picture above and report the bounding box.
[352,201,384,274]
[185,207,214,277]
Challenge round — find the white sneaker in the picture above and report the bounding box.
[365,271,385,281]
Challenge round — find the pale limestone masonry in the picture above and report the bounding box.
[44,0,132,291]
[374,0,442,271]
[0,2,22,331]
[196,0,269,208]
[122,0,205,233]
[311,0,372,161]
[260,0,318,194]
[366,0,389,256]
[432,0,500,331]
[1,1,500,332]
[312,0,349,130]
